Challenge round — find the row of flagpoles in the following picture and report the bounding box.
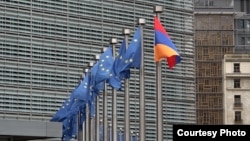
[50,6,181,141]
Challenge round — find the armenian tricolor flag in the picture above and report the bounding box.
[154,16,181,69]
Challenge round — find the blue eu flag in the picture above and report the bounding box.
[50,97,71,122]
[73,73,91,102]
[99,125,104,141]
[113,38,127,77]
[108,27,141,90]
[91,47,114,86]
[78,104,86,131]
[89,95,96,117]
[88,47,113,117]
[50,86,78,122]
[131,135,137,141]
[51,74,91,122]
[119,27,141,79]
[107,39,126,89]
[62,114,77,141]
[117,131,125,141]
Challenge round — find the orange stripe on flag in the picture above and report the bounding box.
[154,44,179,62]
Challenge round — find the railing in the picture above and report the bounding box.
[234,102,242,108]
[234,119,243,124]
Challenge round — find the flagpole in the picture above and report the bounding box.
[119,128,123,141]
[138,18,146,141]
[100,119,103,139]
[78,73,84,141]
[84,68,90,141]
[95,54,101,141]
[82,119,85,140]
[77,105,82,141]
[136,133,139,141]
[88,61,95,141]
[110,37,118,141]
[102,47,108,141]
[85,101,90,141]
[154,5,163,141]
[123,28,131,141]
[90,100,95,141]
[109,123,112,141]
[82,68,89,141]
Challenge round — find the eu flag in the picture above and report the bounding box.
[107,39,126,89]
[118,27,141,79]
[50,85,79,122]
[90,62,105,95]
[117,131,124,141]
[87,47,113,117]
[89,95,96,117]
[63,72,90,120]
[78,103,86,131]
[91,47,114,86]
[73,73,91,102]
[99,125,104,141]
[131,135,137,141]
[154,16,181,69]
[62,114,77,141]
[50,97,71,122]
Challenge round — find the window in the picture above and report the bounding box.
[235,111,242,121]
[234,79,240,88]
[247,0,250,14]
[246,37,250,45]
[239,20,244,29]
[247,20,250,29]
[240,37,245,45]
[240,0,245,12]
[234,95,241,104]
[234,63,240,72]
[234,95,242,107]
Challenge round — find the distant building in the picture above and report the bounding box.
[223,54,250,125]
[194,0,250,125]
[194,0,235,124]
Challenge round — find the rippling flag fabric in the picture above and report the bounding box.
[154,16,181,69]
[50,83,81,122]
[118,27,141,78]
[107,39,126,89]
[91,47,114,86]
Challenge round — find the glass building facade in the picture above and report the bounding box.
[0,0,195,140]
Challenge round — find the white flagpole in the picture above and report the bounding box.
[138,18,146,141]
[109,123,112,141]
[95,54,101,141]
[123,28,131,141]
[110,38,118,141]
[82,68,89,141]
[154,5,163,141]
[102,47,109,141]
[77,73,84,141]
[88,62,95,141]
[119,128,123,141]
[84,68,90,141]
[103,82,108,141]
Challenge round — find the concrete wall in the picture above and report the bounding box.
[0,119,62,141]
[223,54,250,124]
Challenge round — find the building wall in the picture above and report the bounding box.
[0,0,195,140]
[195,12,234,124]
[195,0,250,125]
[223,54,250,124]
[234,15,250,53]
